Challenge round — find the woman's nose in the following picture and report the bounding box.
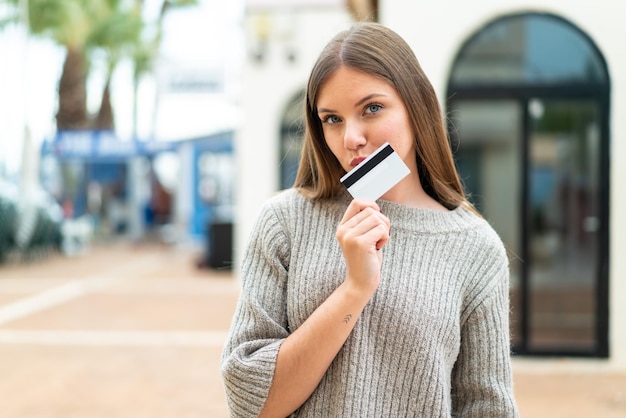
[343,121,366,150]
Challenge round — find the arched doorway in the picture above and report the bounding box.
[447,12,610,356]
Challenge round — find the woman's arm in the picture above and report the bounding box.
[451,268,520,417]
[259,199,389,417]
[222,198,389,417]
[259,280,371,417]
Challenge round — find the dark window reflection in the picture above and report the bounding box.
[527,100,599,351]
[451,14,607,85]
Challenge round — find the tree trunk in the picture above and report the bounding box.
[95,76,115,130]
[56,47,89,130]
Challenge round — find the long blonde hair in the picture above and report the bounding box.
[294,22,470,211]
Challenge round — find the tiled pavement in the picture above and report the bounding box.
[0,242,624,417]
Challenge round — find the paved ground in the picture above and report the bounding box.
[0,241,624,417]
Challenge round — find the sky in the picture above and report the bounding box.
[0,0,244,179]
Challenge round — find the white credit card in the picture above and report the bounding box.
[340,142,410,200]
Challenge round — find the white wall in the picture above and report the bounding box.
[235,8,353,269]
[383,0,625,370]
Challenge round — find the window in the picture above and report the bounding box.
[447,12,610,357]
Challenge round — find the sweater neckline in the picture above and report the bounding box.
[332,188,482,234]
[378,199,481,233]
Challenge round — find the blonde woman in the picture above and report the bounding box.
[221,22,519,418]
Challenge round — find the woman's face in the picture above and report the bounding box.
[316,66,417,175]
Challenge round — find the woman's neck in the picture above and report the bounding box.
[380,174,448,211]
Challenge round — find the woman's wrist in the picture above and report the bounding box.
[339,278,377,309]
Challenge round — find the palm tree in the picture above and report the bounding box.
[1,0,199,133]
[88,0,143,130]
[84,0,200,132]
[1,0,103,129]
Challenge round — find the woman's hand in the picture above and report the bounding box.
[336,199,390,296]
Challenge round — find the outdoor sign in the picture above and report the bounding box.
[41,131,178,161]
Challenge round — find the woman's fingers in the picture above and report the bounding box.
[339,200,389,233]
[336,200,390,295]
[339,199,379,224]
[337,199,390,253]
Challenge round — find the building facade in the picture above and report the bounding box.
[237,0,625,369]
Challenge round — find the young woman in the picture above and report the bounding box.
[221,22,519,417]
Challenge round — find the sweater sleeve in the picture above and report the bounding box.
[220,202,291,417]
[451,235,520,417]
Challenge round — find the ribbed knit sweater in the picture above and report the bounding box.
[221,188,519,417]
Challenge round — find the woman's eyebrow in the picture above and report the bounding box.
[317,106,335,114]
[318,93,388,114]
[355,93,387,107]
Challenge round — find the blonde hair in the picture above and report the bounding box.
[294,22,470,211]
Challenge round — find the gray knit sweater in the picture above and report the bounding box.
[221,188,519,417]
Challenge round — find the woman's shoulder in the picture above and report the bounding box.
[420,204,509,268]
[262,188,347,215]
[456,206,508,260]
[255,188,323,227]
[266,187,305,203]
[260,188,309,214]
[250,189,341,248]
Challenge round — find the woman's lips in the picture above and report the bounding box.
[350,157,366,168]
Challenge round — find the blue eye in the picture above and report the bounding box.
[323,115,341,125]
[365,104,382,114]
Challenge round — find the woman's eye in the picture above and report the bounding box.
[365,104,382,114]
[323,115,341,125]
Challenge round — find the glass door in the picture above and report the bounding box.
[451,97,605,355]
[526,99,600,352]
